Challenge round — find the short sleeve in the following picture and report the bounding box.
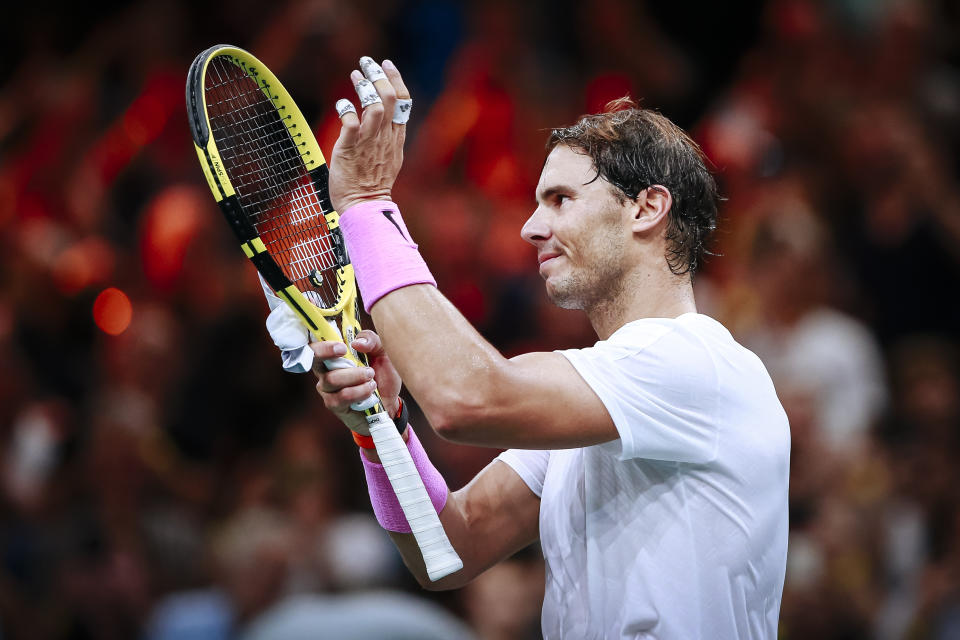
[497,449,549,498]
[559,322,719,464]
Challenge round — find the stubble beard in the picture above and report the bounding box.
[544,197,629,311]
[546,272,590,310]
[546,243,628,312]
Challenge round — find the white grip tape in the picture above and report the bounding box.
[367,413,464,581]
[322,357,379,411]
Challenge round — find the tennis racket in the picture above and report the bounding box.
[185,44,462,581]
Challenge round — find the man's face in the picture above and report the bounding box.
[521,145,634,310]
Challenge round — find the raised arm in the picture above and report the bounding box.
[371,285,618,450]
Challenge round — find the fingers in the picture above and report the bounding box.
[311,340,347,361]
[382,60,410,101]
[316,364,375,394]
[334,98,359,148]
[381,60,412,126]
[351,329,384,356]
[352,70,382,109]
[383,60,413,124]
[353,70,385,138]
[335,58,411,135]
[317,379,377,414]
[360,56,396,123]
[392,99,412,125]
[309,340,375,390]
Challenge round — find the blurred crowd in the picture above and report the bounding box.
[1,0,958,638]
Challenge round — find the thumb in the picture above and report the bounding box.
[351,330,386,358]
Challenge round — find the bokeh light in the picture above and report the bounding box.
[52,236,116,294]
[92,287,133,336]
[139,185,206,291]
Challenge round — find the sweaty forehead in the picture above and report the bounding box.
[537,145,597,193]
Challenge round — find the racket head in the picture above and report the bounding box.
[186,45,362,348]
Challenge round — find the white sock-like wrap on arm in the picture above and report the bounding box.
[338,201,436,313]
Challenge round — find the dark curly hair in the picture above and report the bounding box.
[546,98,719,275]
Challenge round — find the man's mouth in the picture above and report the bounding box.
[537,251,562,265]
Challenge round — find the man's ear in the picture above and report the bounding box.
[632,186,672,233]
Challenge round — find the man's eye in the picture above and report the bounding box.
[556,194,569,205]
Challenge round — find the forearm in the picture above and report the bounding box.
[386,493,469,591]
[386,461,540,591]
[369,284,618,449]
[370,284,508,439]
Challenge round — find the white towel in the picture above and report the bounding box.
[259,275,314,373]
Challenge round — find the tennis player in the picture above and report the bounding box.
[300,58,789,639]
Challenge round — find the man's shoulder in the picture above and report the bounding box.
[598,314,729,369]
[562,315,722,395]
[575,312,776,400]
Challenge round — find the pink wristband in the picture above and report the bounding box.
[359,426,448,533]
[338,201,436,313]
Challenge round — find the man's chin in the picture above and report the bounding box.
[545,283,583,310]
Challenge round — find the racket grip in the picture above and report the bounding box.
[366,412,464,581]
[322,357,379,411]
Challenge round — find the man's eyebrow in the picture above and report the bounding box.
[535,185,573,204]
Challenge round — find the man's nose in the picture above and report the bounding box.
[521,206,550,245]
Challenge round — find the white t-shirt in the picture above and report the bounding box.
[498,313,790,639]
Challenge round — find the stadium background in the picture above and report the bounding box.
[1,0,959,637]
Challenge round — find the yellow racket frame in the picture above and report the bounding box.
[187,45,364,365]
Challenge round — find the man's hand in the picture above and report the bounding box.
[328,58,412,213]
[311,330,402,435]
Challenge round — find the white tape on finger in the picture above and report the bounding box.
[336,99,357,118]
[359,56,387,83]
[393,99,413,124]
[355,79,382,108]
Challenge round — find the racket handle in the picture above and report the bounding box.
[322,357,379,411]
[366,412,464,581]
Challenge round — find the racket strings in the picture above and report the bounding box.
[204,57,342,308]
[206,60,338,295]
[205,63,318,232]
[205,71,312,232]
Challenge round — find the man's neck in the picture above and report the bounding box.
[586,270,697,340]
